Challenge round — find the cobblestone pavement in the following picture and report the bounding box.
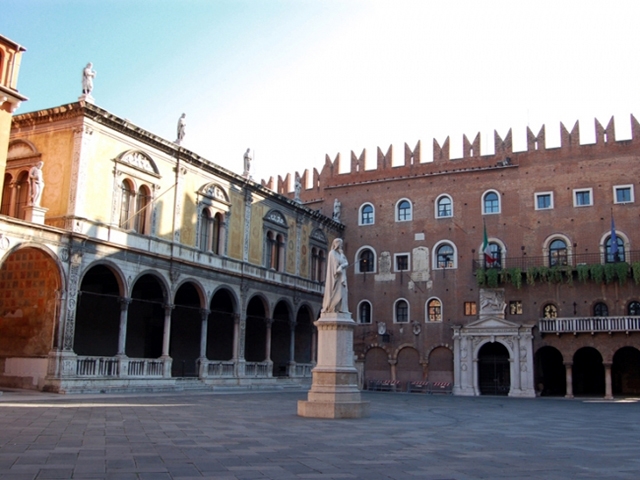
[0,389,638,479]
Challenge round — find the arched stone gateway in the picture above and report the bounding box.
[363,347,391,387]
[428,346,453,384]
[271,301,292,377]
[396,347,422,387]
[534,346,566,396]
[478,342,510,396]
[453,288,535,397]
[0,247,62,389]
[171,282,203,377]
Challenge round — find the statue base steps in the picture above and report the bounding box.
[297,312,369,419]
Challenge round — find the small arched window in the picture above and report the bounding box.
[396,199,412,222]
[358,248,375,273]
[593,302,608,317]
[1,173,12,216]
[605,235,625,263]
[485,242,502,268]
[436,243,455,269]
[395,299,409,323]
[427,298,442,322]
[358,301,372,324]
[360,203,374,225]
[436,195,452,218]
[483,191,500,214]
[199,209,213,251]
[549,239,568,267]
[543,304,557,319]
[628,301,640,316]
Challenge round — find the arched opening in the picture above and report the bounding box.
[478,342,510,395]
[364,347,390,387]
[294,305,313,364]
[428,347,453,383]
[396,347,422,387]
[612,347,640,396]
[0,247,61,358]
[1,173,12,215]
[244,296,267,362]
[573,347,604,396]
[170,282,202,377]
[135,185,151,234]
[126,274,165,359]
[534,346,565,396]
[74,265,121,356]
[208,289,235,361]
[271,301,292,377]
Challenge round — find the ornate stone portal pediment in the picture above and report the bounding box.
[115,150,160,176]
[461,316,522,332]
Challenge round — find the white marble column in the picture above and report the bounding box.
[117,297,131,355]
[604,362,613,400]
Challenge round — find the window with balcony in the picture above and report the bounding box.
[605,235,625,263]
[549,239,568,267]
[543,304,557,319]
[628,301,640,316]
[593,302,608,317]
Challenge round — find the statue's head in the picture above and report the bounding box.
[331,238,343,251]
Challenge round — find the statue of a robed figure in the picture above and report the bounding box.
[298,237,369,419]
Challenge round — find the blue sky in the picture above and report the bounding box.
[3,0,639,184]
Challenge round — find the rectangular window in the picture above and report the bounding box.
[573,188,593,207]
[535,192,553,210]
[395,254,409,271]
[464,302,477,316]
[614,185,634,204]
[509,301,523,315]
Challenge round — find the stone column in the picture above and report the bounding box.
[511,337,521,393]
[604,362,613,400]
[288,320,296,376]
[117,297,131,355]
[389,359,397,382]
[311,327,317,364]
[161,304,174,377]
[198,309,210,378]
[264,318,274,363]
[234,313,245,377]
[564,362,574,398]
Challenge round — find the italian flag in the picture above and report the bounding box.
[482,224,493,265]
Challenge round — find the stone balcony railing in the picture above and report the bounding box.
[539,316,640,334]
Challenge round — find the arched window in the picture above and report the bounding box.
[359,203,374,225]
[199,209,213,251]
[135,185,151,234]
[436,243,455,269]
[394,299,409,323]
[628,301,640,316]
[436,195,452,218]
[212,213,223,254]
[358,301,372,324]
[427,298,442,322]
[265,231,285,271]
[549,239,568,267]
[396,199,412,222]
[311,247,326,282]
[605,235,625,263]
[357,248,375,273]
[1,173,12,216]
[119,179,135,229]
[593,302,608,317]
[14,171,29,220]
[543,304,557,319]
[483,191,500,214]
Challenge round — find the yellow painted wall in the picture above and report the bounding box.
[227,188,245,260]
[248,199,265,265]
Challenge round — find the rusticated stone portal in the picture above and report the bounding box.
[0,247,60,356]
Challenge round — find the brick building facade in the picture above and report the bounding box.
[269,118,640,398]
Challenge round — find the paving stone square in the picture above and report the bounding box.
[0,390,638,479]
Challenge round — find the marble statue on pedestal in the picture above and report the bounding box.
[29,161,45,207]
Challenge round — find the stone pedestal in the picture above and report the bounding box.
[24,205,47,225]
[298,312,369,419]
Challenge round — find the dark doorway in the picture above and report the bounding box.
[245,297,267,362]
[573,347,604,396]
[478,342,510,395]
[613,347,640,396]
[208,288,235,361]
[170,283,201,377]
[271,301,292,377]
[534,346,566,396]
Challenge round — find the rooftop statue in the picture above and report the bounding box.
[82,62,96,95]
[243,148,252,178]
[176,113,186,145]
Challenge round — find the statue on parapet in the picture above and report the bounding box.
[81,62,96,95]
[175,113,186,145]
[321,238,350,314]
[243,148,252,178]
[29,161,45,207]
[333,198,342,223]
[294,173,302,202]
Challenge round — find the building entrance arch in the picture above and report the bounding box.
[171,282,202,377]
[534,346,566,396]
[573,347,604,396]
[478,342,510,396]
[612,347,640,396]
